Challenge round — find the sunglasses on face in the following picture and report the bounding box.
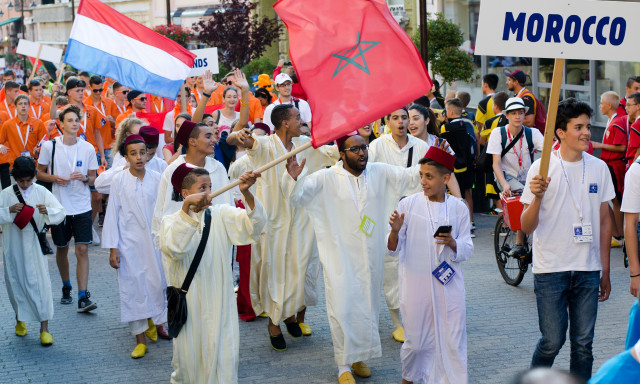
[92,88,103,93]
[135,97,147,102]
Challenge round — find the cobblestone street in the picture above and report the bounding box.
[0,213,636,383]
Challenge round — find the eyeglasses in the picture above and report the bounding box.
[136,97,147,102]
[345,144,369,154]
[92,88,103,93]
[627,103,638,107]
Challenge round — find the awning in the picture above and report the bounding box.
[0,17,21,28]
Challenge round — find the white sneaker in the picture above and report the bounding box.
[92,227,101,246]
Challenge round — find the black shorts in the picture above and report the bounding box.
[454,170,475,190]
[51,210,93,248]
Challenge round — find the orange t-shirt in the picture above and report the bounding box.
[115,109,147,130]
[28,98,51,123]
[0,99,17,123]
[0,116,46,166]
[211,86,225,105]
[85,96,118,148]
[232,93,264,123]
[73,103,102,152]
[148,95,169,113]
[193,89,218,108]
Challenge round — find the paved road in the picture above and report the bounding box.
[0,213,636,383]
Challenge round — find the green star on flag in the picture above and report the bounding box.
[331,32,380,78]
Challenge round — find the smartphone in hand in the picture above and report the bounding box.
[433,225,452,238]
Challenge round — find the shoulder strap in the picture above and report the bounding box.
[524,127,534,162]
[501,126,524,158]
[406,146,413,168]
[13,184,39,233]
[215,110,221,125]
[50,139,56,175]
[180,209,212,292]
[293,98,300,110]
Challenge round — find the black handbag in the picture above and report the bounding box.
[166,209,212,338]
[13,184,50,255]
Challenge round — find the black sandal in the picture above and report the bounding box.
[268,326,287,351]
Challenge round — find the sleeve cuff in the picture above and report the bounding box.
[178,209,200,227]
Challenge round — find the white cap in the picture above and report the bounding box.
[504,97,529,113]
[275,73,292,85]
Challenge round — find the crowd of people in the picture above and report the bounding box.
[0,60,638,384]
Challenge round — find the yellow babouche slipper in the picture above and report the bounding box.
[392,327,405,343]
[338,371,356,384]
[15,321,27,337]
[299,322,312,336]
[351,361,371,378]
[40,332,53,346]
[145,319,158,342]
[611,237,622,248]
[258,312,268,318]
[131,343,148,359]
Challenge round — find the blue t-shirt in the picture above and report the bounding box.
[626,300,640,350]
[589,350,640,383]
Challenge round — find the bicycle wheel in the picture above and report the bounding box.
[494,216,526,286]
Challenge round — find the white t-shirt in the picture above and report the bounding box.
[622,162,640,213]
[520,152,615,273]
[262,98,312,131]
[38,137,99,215]
[487,126,544,179]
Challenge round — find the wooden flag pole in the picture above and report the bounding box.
[56,61,65,84]
[208,141,313,199]
[538,58,565,178]
[27,44,43,83]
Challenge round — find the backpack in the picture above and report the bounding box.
[500,126,535,163]
[440,121,473,172]
[520,89,547,133]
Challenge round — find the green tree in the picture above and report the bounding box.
[413,13,475,85]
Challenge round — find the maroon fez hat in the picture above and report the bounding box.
[171,163,196,193]
[423,146,456,171]
[175,120,197,147]
[335,131,359,150]
[13,204,35,230]
[139,126,159,147]
[124,134,145,148]
[252,122,271,135]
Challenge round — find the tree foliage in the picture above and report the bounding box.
[192,0,281,69]
[413,13,475,85]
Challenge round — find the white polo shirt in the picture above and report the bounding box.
[262,97,312,131]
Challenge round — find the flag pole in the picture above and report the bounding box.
[538,58,565,178]
[27,44,42,83]
[208,141,313,199]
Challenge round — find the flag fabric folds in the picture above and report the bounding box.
[65,0,196,99]
[274,0,432,148]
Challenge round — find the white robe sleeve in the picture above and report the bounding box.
[152,168,173,247]
[219,199,266,245]
[160,209,200,262]
[282,168,321,208]
[245,135,270,166]
[42,188,66,226]
[0,189,13,225]
[386,198,409,256]
[450,200,473,263]
[94,166,124,194]
[380,163,421,199]
[101,181,120,250]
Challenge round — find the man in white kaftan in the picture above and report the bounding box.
[102,168,167,332]
[160,193,266,383]
[281,134,420,380]
[388,193,473,383]
[0,183,65,327]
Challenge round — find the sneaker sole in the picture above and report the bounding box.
[77,303,98,313]
[61,299,73,304]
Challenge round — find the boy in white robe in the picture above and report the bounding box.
[160,163,266,384]
[102,134,169,359]
[0,156,65,345]
[387,147,473,384]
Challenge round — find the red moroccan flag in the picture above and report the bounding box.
[274,0,432,148]
[137,112,169,133]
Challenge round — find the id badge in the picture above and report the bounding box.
[79,132,87,141]
[573,223,593,243]
[360,215,375,236]
[432,261,455,285]
[20,150,29,157]
[101,118,106,127]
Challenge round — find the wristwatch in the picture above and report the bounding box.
[84,175,90,184]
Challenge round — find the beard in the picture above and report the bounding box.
[344,152,368,173]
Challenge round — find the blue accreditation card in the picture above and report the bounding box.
[432,261,455,286]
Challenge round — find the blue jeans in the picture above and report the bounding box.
[531,271,600,380]
[96,149,113,169]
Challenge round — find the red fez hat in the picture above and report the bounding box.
[423,146,456,171]
[139,126,159,147]
[175,120,197,147]
[13,204,35,230]
[252,122,271,135]
[124,134,145,148]
[171,163,196,194]
[335,131,359,151]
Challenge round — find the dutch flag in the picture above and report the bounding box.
[64,0,196,99]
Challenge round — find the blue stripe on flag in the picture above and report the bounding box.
[64,39,184,99]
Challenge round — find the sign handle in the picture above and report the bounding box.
[538,58,565,178]
[208,141,313,200]
[27,44,43,83]
[56,61,65,84]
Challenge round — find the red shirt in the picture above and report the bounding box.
[601,115,628,162]
[617,97,628,118]
[628,119,640,167]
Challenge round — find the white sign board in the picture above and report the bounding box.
[0,58,6,68]
[16,39,63,64]
[188,48,219,77]
[475,0,637,61]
